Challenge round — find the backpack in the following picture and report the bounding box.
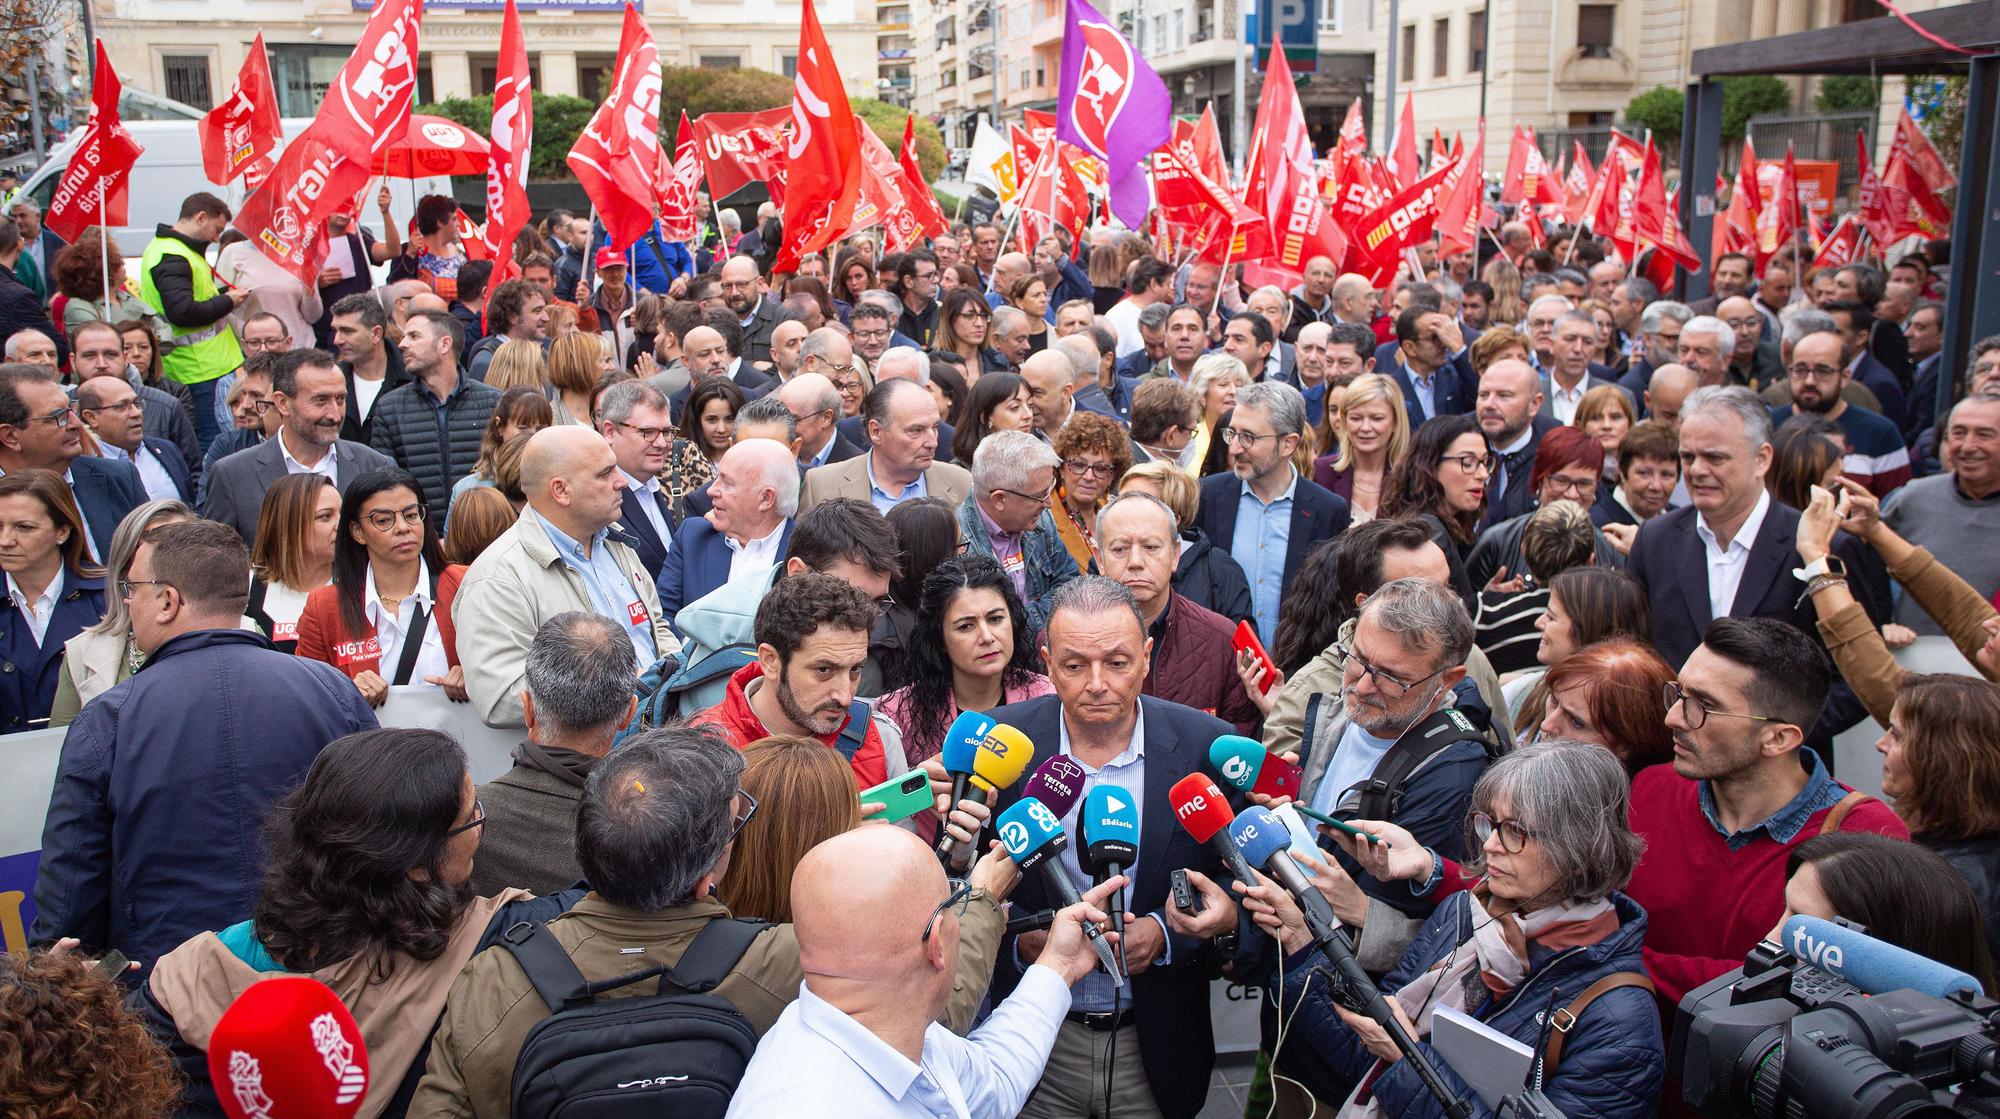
[1354,704,1499,821]
[633,646,874,764]
[500,914,770,1119]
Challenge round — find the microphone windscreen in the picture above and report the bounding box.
[1022,756,1088,818]
[997,796,1067,868]
[971,724,1035,791]
[1169,773,1236,843]
[1780,914,1984,999]
[1228,805,1291,868]
[938,710,997,776]
[1208,735,1266,793]
[1081,783,1140,852]
[208,977,370,1119]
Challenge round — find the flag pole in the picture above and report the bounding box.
[98,176,111,313]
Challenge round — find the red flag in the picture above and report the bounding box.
[567,6,665,250]
[1238,40,1343,279]
[1332,99,1367,194]
[774,0,863,270]
[198,34,281,186]
[1894,105,1955,191]
[1769,144,1804,261]
[1855,131,1898,249]
[1009,125,1041,194]
[1501,127,1534,206]
[1352,162,1454,283]
[691,108,792,204]
[1631,140,1670,250]
[1883,119,1952,235]
[45,40,145,244]
[899,115,949,240]
[1388,92,1420,188]
[1810,212,1865,273]
[1561,142,1593,223]
[1436,127,1487,257]
[481,0,532,281]
[846,123,918,252]
[1023,108,1058,152]
[455,209,490,260]
[650,113,703,244]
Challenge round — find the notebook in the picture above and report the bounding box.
[1431,1004,1536,1109]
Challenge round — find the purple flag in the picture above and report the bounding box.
[1056,0,1171,229]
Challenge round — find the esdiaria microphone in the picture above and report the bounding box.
[1081,783,1140,940]
[1781,914,1984,999]
[1168,772,1260,887]
[996,797,1125,985]
[209,976,370,1119]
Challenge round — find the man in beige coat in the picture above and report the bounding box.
[454,426,677,727]
[799,378,970,513]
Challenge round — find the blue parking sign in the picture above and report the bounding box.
[1251,0,1319,73]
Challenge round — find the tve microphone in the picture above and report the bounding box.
[1231,806,1343,946]
[1081,784,1140,939]
[1781,914,1984,999]
[1021,755,1088,819]
[1209,735,1305,800]
[996,797,1125,984]
[1169,773,1260,887]
[209,976,370,1119]
[935,719,1029,863]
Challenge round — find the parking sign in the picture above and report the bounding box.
[1250,0,1318,73]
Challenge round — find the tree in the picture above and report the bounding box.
[1625,86,1683,145]
[415,92,597,181]
[1815,75,1878,113]
[1719,75,1790,142]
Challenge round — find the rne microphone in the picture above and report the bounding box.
[1780,914,1985,999]
[935,719,1030,863]
[209,976,370,1119]
[1209,734,1305,800]
[1168,772,1260,887]
[1021,755,1088,819]
[996,797,1125,985]
[1081,784,1140,939]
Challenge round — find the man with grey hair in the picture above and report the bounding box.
[797,326,858,388]
[659,437,799,620]
[777,371,857,469]
[3,327,55,368]
[1646,363,1698,428]
[1524,293,1574,373]
[1195,380,1349,643]
[801,377,971,513]
[1675,315,1736,388]
[414,724,1018,1117]
[1541,310,1626,423]
[1879,392,2000,635]
[469,612,639,895]
[597,378,678,580]
[960,429,1079,633]
[874,345,930,385]
[1616,297,1690,403]
[988,305,1033,371]
[1112,300,1173,382]
[1053,332,1119,421]
[8,194,62,300]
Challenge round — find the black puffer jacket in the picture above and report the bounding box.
[367,374,501,520]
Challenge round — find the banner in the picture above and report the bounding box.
[656,113,704,243]
[965,114,1015,201]
[481,0,533,279]
[691,108,792,203]
[198,34,281,186]
[567,4,666,250]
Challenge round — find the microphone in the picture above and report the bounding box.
[937,710,999,813]
[935,720,1031,864]
[1230,806,1345,950]
[1780,914,1984,999]
[1209,734,1305,800]
[1081,784,1139,939]
[996,797,1125,985]
[209,976,370,1119]
[1168,772,1261,887]
[1020,755,1087,819]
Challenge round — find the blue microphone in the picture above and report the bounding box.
[1231,806,1343,950]
[1081,784,1140,940]
[997,798,1124,984]
[1780,915,1984,999]
[934,710,998,861]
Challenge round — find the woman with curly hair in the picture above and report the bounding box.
[0,948,180,1118]
[135,727,579,1118]
[1050,410,1132,572]
[52,229,162,339]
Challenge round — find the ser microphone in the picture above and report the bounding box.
[1169,773,1261,887]
[1081,784,1139,940]
[1781,914,1985,999]
[996,797,1125,985]
[1209,735,1305,800]
[936,720,1031,864]
[209,976,371,1119]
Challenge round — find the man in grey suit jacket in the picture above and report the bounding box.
[1538,310,1633,423]
[202,349,393,547]
[799,379,972,513]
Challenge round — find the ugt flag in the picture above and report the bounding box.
[45,39,143,244]
[1055,0,1169,229]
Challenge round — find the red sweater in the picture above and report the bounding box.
[1625,763,1909,1008]
[689,661,888,789]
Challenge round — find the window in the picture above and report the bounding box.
[1432,18,1449,78]
[1171,9,1185,49]
[1319,0,1342,33]
[161,54,212,110]
[1577,4,1615,58]
[475,55,542,95]
[1035,62,1046,86]
[267,44,357,118]
[577,55,616,101]
[1568,110,1613,127]
[1467,10,1485,71]
[781,53,798,78]
[699,54,742,70]
[1399,24,1415,82]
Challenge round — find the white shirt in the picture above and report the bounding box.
[100,440,180,502]
[278,428,338,482]
[256,579,314,647]
[726,968,1073,1119]
[725,518,787,582]
[1548,376,1588,425]
[620,468,673,546]
[1693,488,1772,622]
[6,567,62,647]
[1105,299,1144,359]
[363,559,449,686]
[352,373,387,424]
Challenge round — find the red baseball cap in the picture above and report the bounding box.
[594,247,627,270]
[209,977,370,1119]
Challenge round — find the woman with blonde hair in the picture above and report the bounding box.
[716,735,861,923]
[246,474,340,655]
[481,338,547,392]
[1312,372,1409,521]
[1469,325,1533,376]
[48,501,192,725]
[1187,353,1249,477]
[1481,256,1526,328]
[547,332,602,426]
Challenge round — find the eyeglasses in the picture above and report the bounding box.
[118,578,172,601]
[84,399,142,414]
[1472,812,1537,854]
[822,360,860,377]
[362,503,428,532]
[728,788,759,842]
[923,879,974,943]
[788,405,835,425]
[1063,458,1117,479]
[28,406,74,430]
[1541,474,1596,500]
[956,309,991,322]
[1788,363,1842,382]
[852,328,891,342]
[1442,452,1498,475]
[1662,681,1783,731]
[613,420,674,444]
[235,398,274,414]
[1333,642,1447,698]
[1221,427,1280,448]
[999,480,1059,505]
[446,798,487,838]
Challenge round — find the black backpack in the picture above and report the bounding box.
[500,914,771,1118]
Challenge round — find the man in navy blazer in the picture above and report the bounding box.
[1384,307,1475,422]
[75,375,193,504]
[980,577,1239,1119]
[657,439,798,622]
[1194,382,1350,642]
[0,366,144,558]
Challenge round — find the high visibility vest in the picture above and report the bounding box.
[139,235,242,385]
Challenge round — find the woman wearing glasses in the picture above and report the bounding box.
[0,470,107,733]
[1380,413,1492,611]
[295,469,458,708]
[137,727,578,1117]
[1240,741,1665,1119]
[1464,427,1623,597]
[933,288,1000,376]
[1049,411,1131,573]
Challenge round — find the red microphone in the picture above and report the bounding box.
[208,976,370,1119]
[1168,773,1261,887]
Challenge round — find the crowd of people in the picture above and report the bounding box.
[4,183,2000,1119]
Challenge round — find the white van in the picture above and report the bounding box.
[15,90,451,256]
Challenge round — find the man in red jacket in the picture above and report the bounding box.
[1627,616,1908,1013]
[690,571,891,788]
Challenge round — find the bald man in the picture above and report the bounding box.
[658,438,800,620]
[767,317,809,381]
[1645,362,1698,427]
[729,826,1122,1117]
[985,252,1032,310]
[1019,349,1078,440]
[721,254,784,365]
[453,425,677,726]
[779,370,858,468]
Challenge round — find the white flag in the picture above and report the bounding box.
[966,114,1017,202]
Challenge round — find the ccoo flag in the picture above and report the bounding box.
[1055,0,1170,229]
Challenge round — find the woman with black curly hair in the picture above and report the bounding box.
[0,948,181,1118]
[389,194,467,300]
[135,727,579,1119]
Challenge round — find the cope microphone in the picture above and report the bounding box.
[1209,735,1305,800]
[209,976,370,1119]
[1781,914,1985,999]
[996,797,1125,985]
[1081,784,1139,940]
[935,720,1032,864]
[1168,773,1261,887]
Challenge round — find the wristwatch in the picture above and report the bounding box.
[1792,554,1846,583]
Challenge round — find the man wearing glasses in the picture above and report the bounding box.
[1626,617,1906,1013]
[957,430,1080,635]
[1464,427,1623,593]
[720,255,783,367]
[414,726,1019,1118]
[1770,330,1911,498]
[777,372,860,469]
[76,376,191,503]
[596,380,678,580]
[67,319,200,491]
[0,363,144,561]
[895,249,941,346]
